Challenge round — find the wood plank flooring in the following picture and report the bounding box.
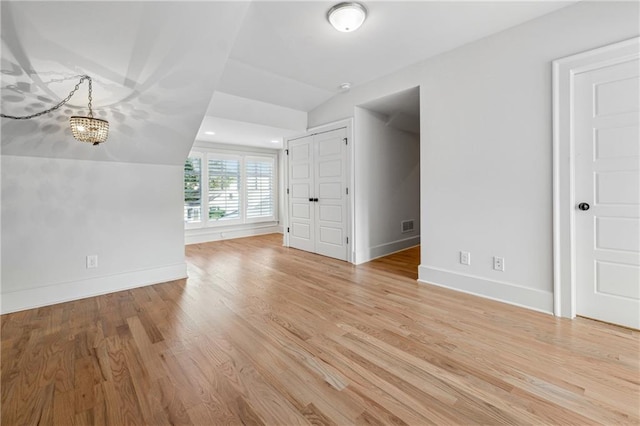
[1,233,638,425]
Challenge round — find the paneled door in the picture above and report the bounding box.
[314,129,348,260]
[574,55,640,329]
[288,135,315,253]
[287,128,349,261]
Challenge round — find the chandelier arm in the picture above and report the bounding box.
[0,75,92,120]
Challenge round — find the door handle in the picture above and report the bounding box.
[309,198,314,202]
[578,202,590,211]
[314,198,319,202]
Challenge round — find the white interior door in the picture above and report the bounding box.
[288,136,315,253]
[314,128,348,261]
[574,56,640,329]
[287,127,349,261]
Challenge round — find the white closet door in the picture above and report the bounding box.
[314,128,348,261]
[288,136,315,253]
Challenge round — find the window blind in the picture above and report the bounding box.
[246,158,274,219]
[208,158,240,221]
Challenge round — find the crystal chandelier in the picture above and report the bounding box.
[1,75,109,145]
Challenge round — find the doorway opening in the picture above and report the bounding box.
[354,86,421,275]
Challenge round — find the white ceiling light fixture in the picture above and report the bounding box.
[205,131,216,135]
[327,2,367,33]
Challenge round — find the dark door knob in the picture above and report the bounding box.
[314,198,319,202]
[578,202,590,211]
[309,198,314,202]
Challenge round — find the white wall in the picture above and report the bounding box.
[354,107,420,263]
[1,155,186,313]
[308,1,639,313]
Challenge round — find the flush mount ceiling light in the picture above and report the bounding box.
[327,2,367,32]
[1,75,109,145]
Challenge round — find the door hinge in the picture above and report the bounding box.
[287,227,290,233]
[285,149,289,155]
[346,187,349,195]
[286,188,289,195]
[346,237,349,244]
[343,137,348,145]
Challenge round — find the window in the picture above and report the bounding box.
[245,157,274,220]
[184,156,202,224]
[183,151,276,227]
[208,158,240,221]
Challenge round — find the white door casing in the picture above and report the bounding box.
[286,126,350,261]
[553,37,640,328]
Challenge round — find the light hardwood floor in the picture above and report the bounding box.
[1,233,638,425]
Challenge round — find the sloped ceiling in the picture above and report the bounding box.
[224,1,577,95]
[199,0,577,147]
[1,1,249,165]
[1,1,578,161]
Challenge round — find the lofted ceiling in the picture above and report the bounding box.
[1,1,578,158]
[1,1,249,164]
[201,0,577,148]
[224,1,577,98]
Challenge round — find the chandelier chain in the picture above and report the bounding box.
[87,77,93,118]
[0,75,93,120]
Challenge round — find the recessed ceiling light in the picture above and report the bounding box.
[204,131,215,135]
[339,82,351,91]
[327,2,367,33]
[270,140,280,144]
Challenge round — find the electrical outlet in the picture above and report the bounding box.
[86,255,98,269]
[493,256,505,271]
[460,251,471,265]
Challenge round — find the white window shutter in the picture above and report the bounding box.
[246,158,274,219]
[208,158,241,221]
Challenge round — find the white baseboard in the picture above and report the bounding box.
[1,262,187,314]
[185,223,282,245]
[355,236,420,265]
[418,265,553,314]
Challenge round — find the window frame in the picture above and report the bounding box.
[184,149,277,229]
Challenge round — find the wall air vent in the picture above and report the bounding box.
[401,219,415,233]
